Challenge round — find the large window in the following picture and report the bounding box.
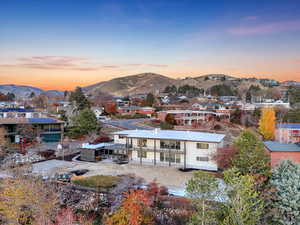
[137,139,147,147]
[137,151,147,158]
[196,142,209,149]
[160,152,181,163]
[160,140,180,150]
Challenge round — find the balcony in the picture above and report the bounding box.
[129,146,184,154]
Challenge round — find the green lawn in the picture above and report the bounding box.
[72,175,120,189]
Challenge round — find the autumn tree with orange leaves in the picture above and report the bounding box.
[259,108,276,140]
[105,189,154,225]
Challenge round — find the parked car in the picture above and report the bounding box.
[69,169,89,176]
[55,173,73,182]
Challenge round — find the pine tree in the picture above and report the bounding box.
[186,171,219,225]
[270,160,300,225]
[221,168,264,225]
[69,87,90,111]
[232,130,271,177]
[69,108,99,137]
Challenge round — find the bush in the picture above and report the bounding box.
[114,113,148,119]
[72,175,121,189]
[160,122,173,130]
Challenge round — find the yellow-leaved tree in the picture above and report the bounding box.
[0,173,58,225]
[259,108,276,140]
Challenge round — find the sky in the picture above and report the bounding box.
[0,0,300,90]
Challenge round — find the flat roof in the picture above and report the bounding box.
[160,110,229,115]
[81,142,114,149]
[0,108,35,113]
[114,129,225,143]
[0,117,63,125]
[264,141,300,152]
[277,123,300,129]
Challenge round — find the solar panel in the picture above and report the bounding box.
[28,118,59,123]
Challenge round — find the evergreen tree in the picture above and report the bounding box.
[270,160,300,225]
[186,171,219,225]
[69,87,90,111]
[145,93,155,107]
[6,92,15,101]
[220,168,264,225]
[69,108,99,137]
[29,92,35,98]
[232,130,271,177]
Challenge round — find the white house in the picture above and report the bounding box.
[113,129,225,171]
[91,106,104,119]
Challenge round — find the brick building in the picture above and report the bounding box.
[264,141,300,167]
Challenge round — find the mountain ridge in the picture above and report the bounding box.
[1,73,296,98]
[0,84,63,98]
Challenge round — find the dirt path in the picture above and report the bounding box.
[69,161,194,189]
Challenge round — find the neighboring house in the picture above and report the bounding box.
[115,99,130,107]
[191,103,207,110]
[0,108,42,118]
[219,96,239,102]
[117,106,155,117]
[275,123,300,143]
[91,106,104,119]
[240,103,256,111]
[157,110,230,126]
[113,129,225,171]
[0,101,22,108]
[253,99,290,109]
[0,108,64,142]
[264,141,300,167]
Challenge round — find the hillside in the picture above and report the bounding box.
[0,84,63,98]
[84,73,267,96]
[84,73,178,96]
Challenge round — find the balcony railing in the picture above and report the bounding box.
[128,146,184,154]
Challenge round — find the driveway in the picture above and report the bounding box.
[103,118,152,130]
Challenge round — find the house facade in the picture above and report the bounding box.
[275,123,300,143]
[157,110,230,126]
[264,141,300,167]
[117,106,155,117]
[0,108,64,143]
[113,129,225,171]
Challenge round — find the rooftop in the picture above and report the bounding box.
[264,141,300,152]
[114,129,225,143]
[0,108,35,113]
[0,117,63,125]
[277,123,300,129]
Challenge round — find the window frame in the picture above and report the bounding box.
[137,151,147,158]
[196,142,209,149]
[196,156,209,161]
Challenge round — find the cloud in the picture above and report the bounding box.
[228,20,300,35]
[0,56,169,71]
[125,64,143,67]
[102,65,120,69]
[0,56,100,71]
[147,64,168,68]
[292,59,300,64]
